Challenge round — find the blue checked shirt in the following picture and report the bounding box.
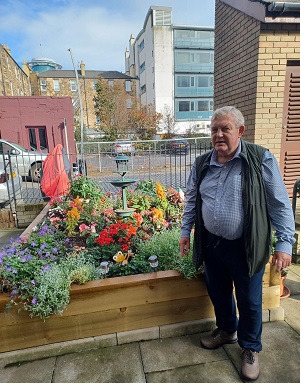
[181,143,296,255]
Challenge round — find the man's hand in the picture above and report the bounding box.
[180,237,190,257]
[271,251,292,273]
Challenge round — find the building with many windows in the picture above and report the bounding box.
[29,61,136,132]
[0,45,31,96]
[125,6,214,134]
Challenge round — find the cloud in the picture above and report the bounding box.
[0,0,215,72]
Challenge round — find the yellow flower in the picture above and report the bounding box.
[67,207,80,220]
[151,207,164,220]
[156,182,166,200]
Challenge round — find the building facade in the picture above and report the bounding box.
[30,61,136,133]
[0,45,31,96]
[125,6,214,135]
[0,96,75,158]
[214,0,300,196]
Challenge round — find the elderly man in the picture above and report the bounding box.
[180,106,295,381]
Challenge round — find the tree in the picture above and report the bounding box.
[160,104,177,138]
[93,77,131,140]
[129,100,162,140]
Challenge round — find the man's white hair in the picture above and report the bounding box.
[211,106,245,127]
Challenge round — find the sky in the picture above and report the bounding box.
[0,0,215,73]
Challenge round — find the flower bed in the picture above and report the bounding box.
[0,176,281,352]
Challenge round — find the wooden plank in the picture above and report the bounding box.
[0,264,278,353]
[0,296,215,353]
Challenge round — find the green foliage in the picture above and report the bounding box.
[69,175,104,202]
[136,228,198,279]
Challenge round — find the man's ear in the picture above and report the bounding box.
[238,125,245,137]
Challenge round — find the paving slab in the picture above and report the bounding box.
[1,357,56,383]
[146,360,242,383]
[139,333,228,373]
[224,321,300,383]
[52,343,145,383]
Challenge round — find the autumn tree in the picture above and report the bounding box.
[129,100,162,140]
[93,77,131,140]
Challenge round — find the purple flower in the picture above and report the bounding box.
[52,247,58,254]
[42,265,51,272]
[40,243,46,250]
[31,280,35,285]
[31,241,37,247]
[31,297,37,305]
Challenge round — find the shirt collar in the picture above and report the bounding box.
[210,141,242,166]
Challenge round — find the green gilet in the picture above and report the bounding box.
[193,140,272,277]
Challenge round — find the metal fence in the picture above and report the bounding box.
[1,138,212,221]
[75,137,212,193]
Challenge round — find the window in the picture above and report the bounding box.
[138,39,145,52]
[27,127,48,151]
[175,30,192,39]
[126,98,132,109]
[125,81,131,92]
[53,79,60,92]
[196,30,211,40]
[198,101,209,111]
[40,80,47,92]
[140,62,145,73]
[179,101,190,112]
[191,102,195,111]
[70,80,77,92]
[195,52,211,63]
[140,85,146,94]
[95,115,100,125]
[177,76,190,87]
[197,76,209,87]
[108,80,114,87]
[191,77,195,87]
[15,67,20,80]
[154,9,171,25]
[93,81,98,90]
[176,52,190,63]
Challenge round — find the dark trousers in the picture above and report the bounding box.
[204,230,265,352]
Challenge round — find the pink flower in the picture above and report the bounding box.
[79,223,89,233]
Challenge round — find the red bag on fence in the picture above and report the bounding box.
[40,144,71,198]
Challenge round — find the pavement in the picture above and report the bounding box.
[0,228,299,383]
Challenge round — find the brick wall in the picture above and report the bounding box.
[256,23,300,160]
[0,45,31,97]
[215,0,300,161]
[215,0,261,142]
[15,203,47,229]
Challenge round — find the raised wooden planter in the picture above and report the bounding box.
[0,264,280,353]
[0,204,281,353]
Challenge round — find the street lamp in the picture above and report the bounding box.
[115,154,129,174]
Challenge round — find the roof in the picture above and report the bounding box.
[38,70,135,80]
[221,0,300,22]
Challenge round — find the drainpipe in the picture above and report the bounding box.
[267,2,300,12]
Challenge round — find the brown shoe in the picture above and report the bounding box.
[200,328,238,349]
[241,349,259,381]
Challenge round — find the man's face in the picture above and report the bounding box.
[210,114,245,162]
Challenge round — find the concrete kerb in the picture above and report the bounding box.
[0,314,285,367]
